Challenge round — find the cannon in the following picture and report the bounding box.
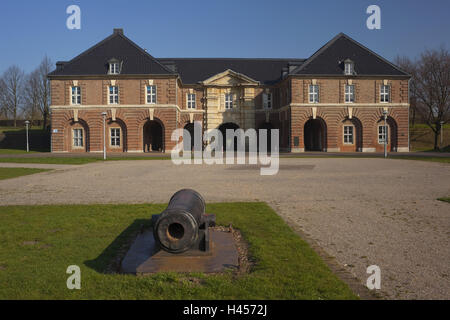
[152,189,216,254]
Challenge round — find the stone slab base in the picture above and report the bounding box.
[121,229,239,274]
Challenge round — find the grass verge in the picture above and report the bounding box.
[0,167,51,180]
[437,197,450,203]
[0,202,356,299]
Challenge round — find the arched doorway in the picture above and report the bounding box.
[143,119,164,152]
[183,123,195,151]
[304,118,327,151]
[257,122,274,151]
[218,122,239,151]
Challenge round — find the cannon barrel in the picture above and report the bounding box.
[153,189,214,254]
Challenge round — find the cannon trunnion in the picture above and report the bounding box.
[152,189,216,254]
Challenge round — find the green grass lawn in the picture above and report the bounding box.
[0,167,51,180]
[437,197,450,203]
[0,202,356,300]
[410,124,450,152]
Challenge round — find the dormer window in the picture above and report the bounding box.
[344,59,354,75]
[108,59,121,75]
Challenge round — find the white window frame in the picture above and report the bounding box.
[225,93,233,109]
[109,62,120,75]
[309,85,319,103]
[263,92,272,109]
[344,62,354,75]
[378,125,388,144]
[380,85,390,103]
[73,128,83,148]
[345,85,355,103]
[109,86,119,104]
[343,125,354,144]
[187,93,196,109]
[146,85,157,104]
[71,86,81,105]
[110,127,121,147]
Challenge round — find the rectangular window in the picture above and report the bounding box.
[146,85,157,104]
[345,85,355,103]
[109,63,120,75]
[73,128,83,147]
[109,86,119,104]
[343,126,354,144]
[380,85,390,103]
[309,85,319,103]
[187,93,196,109]
[71,86,81,105]
[110,128,120,147]
[225,93,233,109]
[345,63,354,75]
[378,125,388,144]
[263,93,272,109]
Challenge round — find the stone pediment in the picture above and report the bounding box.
[201,69,259,86]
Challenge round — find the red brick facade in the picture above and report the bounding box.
[49,31,410,153]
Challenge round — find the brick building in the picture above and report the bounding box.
[48,29,410,153]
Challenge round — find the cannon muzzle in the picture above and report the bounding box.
[152,189,215,254]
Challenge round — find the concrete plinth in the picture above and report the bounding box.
[121,229,239,274]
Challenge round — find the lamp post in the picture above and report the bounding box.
[101,112,107,160]
[24,120,30,152]
[440,121,445,149]
[382,109,388,158]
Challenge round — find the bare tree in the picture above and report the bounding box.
[37,56,52,129]
[1,65,25,127]
[397,47,450,150]
[23,70,41,124]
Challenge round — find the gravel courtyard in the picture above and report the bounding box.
[1,158,449,299]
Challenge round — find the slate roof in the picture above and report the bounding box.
[48,29,174,76]
[291,33,409,76]
[157,58,305,85]
[49,30,409,82]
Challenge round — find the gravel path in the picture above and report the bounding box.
[0,158,449,299]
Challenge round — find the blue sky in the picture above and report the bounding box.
[1,0,449,74]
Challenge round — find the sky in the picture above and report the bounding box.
[1,0,449,74]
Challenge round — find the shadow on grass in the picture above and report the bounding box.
[84,218,152,273]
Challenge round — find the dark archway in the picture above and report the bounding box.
[143,119,164,152]
[218,122,239,151]
[257,122,274,151]
[304,118,327,151]
[183,123,195,151]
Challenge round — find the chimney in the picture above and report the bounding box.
[113,28,124,35]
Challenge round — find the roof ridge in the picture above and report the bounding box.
[49,30,175,75]
[290,33,344,74]
[157,57,306,61]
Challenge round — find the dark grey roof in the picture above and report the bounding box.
[49,30,408,82]
[49,30,174,76]
[157,58,305,85]
[292,33,409,76]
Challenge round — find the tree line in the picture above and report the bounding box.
[396,47,449,150]
[0,57,52,129]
